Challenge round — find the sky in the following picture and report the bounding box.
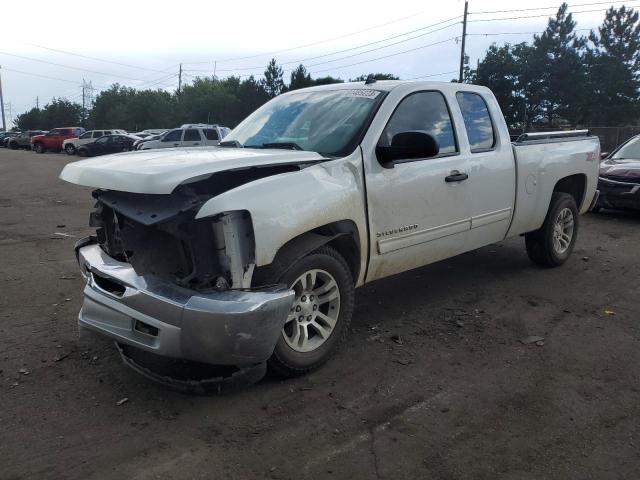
[0,0,631,127]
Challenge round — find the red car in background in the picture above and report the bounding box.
[31,127,85,153]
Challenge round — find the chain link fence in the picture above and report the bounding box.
[587,126,640,154]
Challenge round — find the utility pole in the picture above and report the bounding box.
[82,79,86,126]
[178,63,182,94]
[36,96,39,109]
[0,65,6,132]
[213,61,217,78]
[458,0,469,83]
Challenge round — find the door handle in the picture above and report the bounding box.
[445,171,469,183]
[173,143,180,146]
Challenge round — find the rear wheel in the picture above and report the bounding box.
[525,192,578,267]
[9,141,18,150]
[264,246,354,377]
[33,142,45,154]
[65,144,76,155]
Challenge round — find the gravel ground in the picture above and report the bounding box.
[1,148,639,480]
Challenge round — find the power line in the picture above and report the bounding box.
[0,67,81,85]
[466,27,594,37]
[0,51,169,83]
[467,4,640,23]
[184,10,436,65]
[406,70,459,80]
[185,18,462,74]
[470,0,635,15]
[308,37,458,75]
[17,42,175,74]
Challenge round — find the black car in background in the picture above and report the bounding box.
[595,134,640,212]
[77,134,141,157]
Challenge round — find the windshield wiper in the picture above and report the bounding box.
[259,142,304,151]
[219,140,243,148]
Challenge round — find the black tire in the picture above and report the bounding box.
[9,141,19,150]
[33,142,45,154]
[65,144,76,155]
[525,192,579,267]
[264,246,354,377]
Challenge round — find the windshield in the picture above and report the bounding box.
[223,89,384,156]
[612,136,640,160]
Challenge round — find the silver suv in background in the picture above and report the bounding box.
[136,124,229,150]
[7,130,46,149]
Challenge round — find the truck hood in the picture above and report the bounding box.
[600,158,640,181]
[59,147,328,194]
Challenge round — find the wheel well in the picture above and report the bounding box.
[313,221,361,283]
[553,174,586,210]
[254,221,361,286]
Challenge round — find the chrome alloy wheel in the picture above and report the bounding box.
[283,269,341,353]
[552,207,574,255]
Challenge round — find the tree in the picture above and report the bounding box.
[531,3,588,126]
[591,5,640,72]
[14,108,43,130]
[582,6,640,125]
[350,73,399,82]
[16,99,83,130]
[312,76,344,85]
[261,58,285,97]
[289,65,314,91]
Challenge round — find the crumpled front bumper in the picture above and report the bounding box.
[74,237,294,366]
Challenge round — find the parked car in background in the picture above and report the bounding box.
[594,134,640,212]
[63,129,126,155]
[77,134,141,157]
[31,127,85,153]
[132,132,172,150]
[0,132,19,147]
[142,129,168,135]
[137,124,228,150]
[7,130,46,149]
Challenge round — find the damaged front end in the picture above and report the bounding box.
[74,175,296,369]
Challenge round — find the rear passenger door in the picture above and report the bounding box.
[455,91,515,249]
[182,128,202,147]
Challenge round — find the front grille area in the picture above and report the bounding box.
[90,190,223,290]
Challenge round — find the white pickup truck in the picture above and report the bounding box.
[60,81,600,379]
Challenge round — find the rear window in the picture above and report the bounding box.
[456,92,496,152]
[59,129,72,136]
[204,129,219,141]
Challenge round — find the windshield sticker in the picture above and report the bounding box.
[342,89,381,99]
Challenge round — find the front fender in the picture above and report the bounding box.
[195,153,367,280]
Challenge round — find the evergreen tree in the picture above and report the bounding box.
[289,65,314,91]
[261,58,285,97]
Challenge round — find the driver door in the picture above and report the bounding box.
[364,90,471,281]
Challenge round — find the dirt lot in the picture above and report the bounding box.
[1,147,639,480]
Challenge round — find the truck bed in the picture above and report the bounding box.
[506,131,600,238]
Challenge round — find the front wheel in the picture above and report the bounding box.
[525,192,579,267]
[33,142,45,154]
[65,144,76,155]
[265,246,354,377]
[9,141,19,150]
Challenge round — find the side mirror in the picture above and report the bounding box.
[376,131,439,168]
[600,152,609,160]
